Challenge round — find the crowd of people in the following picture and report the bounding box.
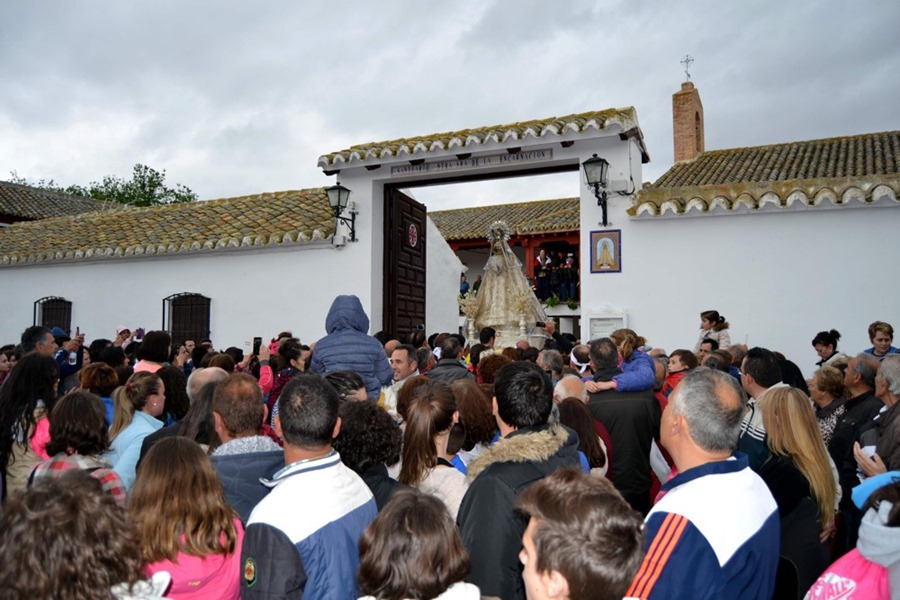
[1,299,899,599]
[532,248,579,302]
[459,247,580,305]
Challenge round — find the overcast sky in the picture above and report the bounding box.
[2,1,898,210]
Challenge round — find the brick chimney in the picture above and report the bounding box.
[673,81,704,162]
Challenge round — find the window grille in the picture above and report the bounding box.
[162,293,211,345]
[34,296,72,332]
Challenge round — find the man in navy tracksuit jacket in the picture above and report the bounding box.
[626,368,779,600]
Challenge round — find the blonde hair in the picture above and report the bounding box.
[761,387,835,530]
[812,366,844,399]
[109,372,161,441]
[609,329,644,363]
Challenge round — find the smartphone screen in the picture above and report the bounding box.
[253,337,262,355]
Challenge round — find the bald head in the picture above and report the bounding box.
[186,366,229,401]
[384,339,400,357]
[570,344,591,374]
[553,375,587,403]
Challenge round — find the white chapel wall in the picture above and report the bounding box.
[579,191,900,376]
[338,169,385,332]
[1,243,377,348]
[425,216,464,335]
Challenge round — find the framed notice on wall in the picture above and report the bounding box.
[588,306,627,340]
[590,229,621,273]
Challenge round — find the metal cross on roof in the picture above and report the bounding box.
[681,54,694,81]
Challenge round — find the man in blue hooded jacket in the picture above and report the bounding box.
[310,295,393,399]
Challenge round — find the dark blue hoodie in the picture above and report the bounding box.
[310,295,393,398]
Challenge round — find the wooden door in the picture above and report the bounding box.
[383,188,426,338]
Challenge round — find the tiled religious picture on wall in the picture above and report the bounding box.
[590,230,621,273]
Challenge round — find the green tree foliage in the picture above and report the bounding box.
[8,164,197,207]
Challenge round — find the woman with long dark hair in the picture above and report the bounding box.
[156,365,190,426]
[266,338,310,423]
[399,382,469,518]
[0,353,59,496]
[557,398,608,477]
[358,490,479,600]
[395,374,429,426]
[449,378,497,469]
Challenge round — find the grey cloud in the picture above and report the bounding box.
[1,1,898,205]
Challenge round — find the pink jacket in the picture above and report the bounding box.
[134,360,163,374]
[30,416,51,461]
[145,518,244,599]
[257,364,274,396]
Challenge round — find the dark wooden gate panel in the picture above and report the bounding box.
[383,188,426,338]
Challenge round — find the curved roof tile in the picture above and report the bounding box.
[0,181,120,221]
[318,107,644,168]
[654,131,899,188]
[430,198,578,241]
[0,188,335,267]
[632,131,900,218]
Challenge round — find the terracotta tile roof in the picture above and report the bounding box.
[656,131,900,187]
[319,107,645,168]
[430,198,578,241]
[0,181,117,220]
[632,131,900,217]
[0,188,335,267]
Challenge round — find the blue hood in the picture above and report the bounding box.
[325,295,370,335]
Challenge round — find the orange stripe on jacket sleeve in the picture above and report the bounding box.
[626,513,681,595]
[626,513,688,599]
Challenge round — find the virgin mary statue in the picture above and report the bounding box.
[470,221,549,348]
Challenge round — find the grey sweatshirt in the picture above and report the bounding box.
[858,501,900,598]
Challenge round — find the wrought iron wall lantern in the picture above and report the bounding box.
[582,154,611,226]
[326,183,357,242]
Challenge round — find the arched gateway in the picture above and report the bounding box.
[317,107,648,340]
